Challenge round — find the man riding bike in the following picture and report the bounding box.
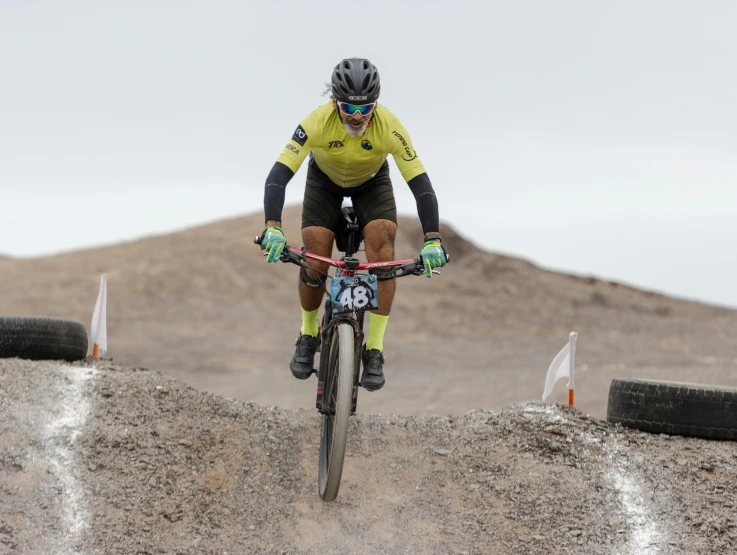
[260,57,448,392]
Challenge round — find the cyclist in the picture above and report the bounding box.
[260,57,447,391]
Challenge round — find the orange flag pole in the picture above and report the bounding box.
[568,332,577,406]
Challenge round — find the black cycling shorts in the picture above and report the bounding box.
[301,157,397,231]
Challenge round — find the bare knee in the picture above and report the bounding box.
[364,219,396,262]
[302,226,334,279]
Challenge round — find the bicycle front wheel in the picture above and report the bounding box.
[318,322,355,502]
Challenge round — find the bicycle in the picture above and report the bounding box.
[255,206,449,501]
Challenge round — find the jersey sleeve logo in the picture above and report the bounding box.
[291,125,308,147]
[392,130,417,161]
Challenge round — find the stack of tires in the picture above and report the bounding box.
[0,316,88,361]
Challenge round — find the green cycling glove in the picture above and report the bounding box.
[421,239,448,278]
[261,226,286,263]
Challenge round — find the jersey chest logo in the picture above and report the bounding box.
[328,140,345,148]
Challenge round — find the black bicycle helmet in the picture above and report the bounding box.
[331,58,381,103]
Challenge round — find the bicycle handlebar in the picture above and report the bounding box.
[254,235,449,278]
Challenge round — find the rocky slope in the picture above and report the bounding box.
[2,358,736,555]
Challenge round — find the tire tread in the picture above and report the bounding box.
[607,378,737,440]
[0,316,88,361]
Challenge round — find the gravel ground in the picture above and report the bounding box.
[1,358,736,555]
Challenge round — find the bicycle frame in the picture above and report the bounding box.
[255,215,448,501]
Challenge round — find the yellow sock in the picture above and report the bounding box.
[300,308,319,337]
[366,313,389,351]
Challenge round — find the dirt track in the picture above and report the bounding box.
[2,357,736,555]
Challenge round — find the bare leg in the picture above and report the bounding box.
[363,219,397,316]
[299,226,335,311]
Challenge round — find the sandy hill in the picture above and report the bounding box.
[2,206,736,418]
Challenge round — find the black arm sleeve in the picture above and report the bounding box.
[263,162,295,223]
[407,172,439,235]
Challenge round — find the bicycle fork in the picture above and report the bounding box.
[315,316,364,415]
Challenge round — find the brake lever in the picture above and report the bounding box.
[281,247,301,264]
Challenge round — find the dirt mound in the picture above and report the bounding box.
[2,358,735,554]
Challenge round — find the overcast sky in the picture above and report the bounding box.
[2,0,736,308]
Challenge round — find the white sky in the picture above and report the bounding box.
[1,0,736,308]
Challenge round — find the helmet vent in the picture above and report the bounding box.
[331,57,380,103]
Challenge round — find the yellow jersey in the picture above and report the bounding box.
[276,102,426,188]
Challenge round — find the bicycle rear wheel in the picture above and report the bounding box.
[318,322,355,501]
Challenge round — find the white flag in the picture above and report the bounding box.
[90,273,108,355]
[542,331,577,402]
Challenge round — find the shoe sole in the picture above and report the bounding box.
[360,380,385,392]
[291,368,316,380]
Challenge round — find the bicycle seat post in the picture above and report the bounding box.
[336,206,363,260]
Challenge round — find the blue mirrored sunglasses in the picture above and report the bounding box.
[337,101,376,117]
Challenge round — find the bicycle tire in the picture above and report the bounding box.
[318,322,355,501]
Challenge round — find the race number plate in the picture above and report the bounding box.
[329,275,379,315]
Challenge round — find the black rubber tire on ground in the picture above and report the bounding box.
[607,378,737,441]
[0,316,88,361]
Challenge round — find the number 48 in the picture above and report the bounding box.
[339,286,370,310]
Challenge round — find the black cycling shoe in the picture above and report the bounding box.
[290,334,319,380]
[360,346,385,391]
